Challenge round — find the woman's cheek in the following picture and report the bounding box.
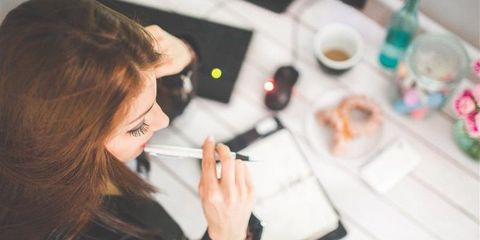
[106,136,128,161]
[105,135,142,162]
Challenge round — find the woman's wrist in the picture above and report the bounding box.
[180,39,197,65]
[207,228,246,240]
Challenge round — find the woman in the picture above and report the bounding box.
[0,0,256,239]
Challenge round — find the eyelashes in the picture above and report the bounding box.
[128,121,150,137]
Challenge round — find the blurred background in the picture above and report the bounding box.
[2,0,479,48]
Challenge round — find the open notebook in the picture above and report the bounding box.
[240,129,345,240]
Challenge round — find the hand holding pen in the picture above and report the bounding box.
[198,136,254,240]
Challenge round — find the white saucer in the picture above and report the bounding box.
[304,89,383,160]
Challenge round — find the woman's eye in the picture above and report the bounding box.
[128,122,150,137]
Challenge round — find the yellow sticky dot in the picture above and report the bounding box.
[211,68,222,79]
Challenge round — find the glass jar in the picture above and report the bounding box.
[454,120,480,160]
[392,34,469,119]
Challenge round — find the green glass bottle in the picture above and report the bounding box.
[379,0,419,69]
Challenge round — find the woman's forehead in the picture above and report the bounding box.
[124,70,157,124]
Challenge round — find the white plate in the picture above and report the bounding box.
[304,89,383,160]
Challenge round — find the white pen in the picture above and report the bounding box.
[144,144,259,162]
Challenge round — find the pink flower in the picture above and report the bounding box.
[454,89,477,116]
[473,84,480,103]
[464,111,480,138]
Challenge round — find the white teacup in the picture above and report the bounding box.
[313,23,364,73]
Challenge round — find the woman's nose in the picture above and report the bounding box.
[150,102,169,132]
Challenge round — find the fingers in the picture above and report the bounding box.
[216,144,235,189]
[201,136,218,187]
[144,25,193,78]
[144,25,170,57]
[200,138,254,203]
[235,160,246,194]
[199,137,255,240]
[244,165,254,197]
[144,25,166,39]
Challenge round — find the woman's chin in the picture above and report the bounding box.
[135,146,145,156]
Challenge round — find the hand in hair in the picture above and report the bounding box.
[199,137,255,240]
[145,25,196,78]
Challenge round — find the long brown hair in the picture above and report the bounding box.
[0,0,162,239]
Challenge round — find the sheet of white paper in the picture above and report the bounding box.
[242,130,340,240]
[360,138,421,193]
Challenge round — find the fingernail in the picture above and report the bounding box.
[207,136,214,142]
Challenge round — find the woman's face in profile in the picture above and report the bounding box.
[105,69,169,161]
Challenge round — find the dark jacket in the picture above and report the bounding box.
[82,195,188,240]
[81,155,262,240]
[82,195,262,240]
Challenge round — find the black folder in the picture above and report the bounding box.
[99,0,253,103]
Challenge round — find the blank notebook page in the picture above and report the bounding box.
[242,130,339,240]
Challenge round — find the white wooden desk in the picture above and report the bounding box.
[127,0,480,239]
